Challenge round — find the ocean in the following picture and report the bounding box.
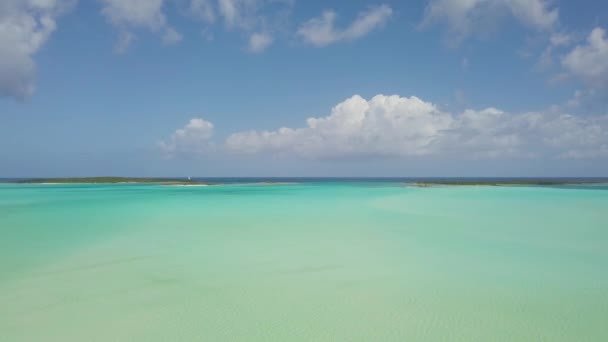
[1,181,607,341]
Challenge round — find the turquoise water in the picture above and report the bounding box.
[1,182,607,341]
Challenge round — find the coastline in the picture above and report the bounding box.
[4,177,608,189]
[405,180,608,187]
[11,177,212,186]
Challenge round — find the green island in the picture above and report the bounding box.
[408,179,608,187]
[13,177,212,185]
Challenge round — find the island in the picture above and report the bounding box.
[13,177,213,186]
[406,179,608,187]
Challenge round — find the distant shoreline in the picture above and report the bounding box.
[406,180,608,187]
[3,177,608,187]
[11,177,213,186]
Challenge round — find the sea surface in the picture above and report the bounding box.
[1,180,607,341]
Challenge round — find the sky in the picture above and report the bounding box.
[1,0,607,177]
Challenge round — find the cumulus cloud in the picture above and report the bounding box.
[421,0,558,45]
[562,27,608,88]
[0,0,75,100]
[100,0,181,52]
[227,95,451,159]
[161,95,608,161]
[222,95,608,160]
[297,5,392,47]
[248,32,273,52]
[159,118,215,157]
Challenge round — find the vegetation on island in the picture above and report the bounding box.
[407,179,608,187]
[14,177,212,185]
[7,177,608,187]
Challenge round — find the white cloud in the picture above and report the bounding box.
[227,95,452,159]
[297,5,393,47]
[562,27,608,88]
[421,0,558,45]
[190,0,291,50]
[218,0,239,28]
[159,118,215,157]
[100,0,181,52]
[539,113,608,158]
[189,0,215,24]
[213,0,292,30]
[536,32,575,69]
[248,32,273,52]
[162,27,183,45]
[101,0,166,29]
[222,94,608,160]
[505,0,558,30]
[0,0,76,100]
[550,32,573,47]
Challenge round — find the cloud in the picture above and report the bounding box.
[159,118,215,157]
[216,0,292,29]
[297,5,393,47]
[550,32,573,47]
[114,31,136,53]
[539,112,608,158]
[536,31,575,69]
[227,95,451,159]
[218,0,239,28]
[0,0,76,100]
[562,27,608,88]
[505,0,558,30]
[189,0,292,50]
[421,0,558,45]
[101,0,166,29]
[100,0,181,52]
[189,0,215,24]
[162,27,183,45]
[248,32,273,52]
[223,94,608,160]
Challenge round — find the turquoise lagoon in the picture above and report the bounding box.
[1,182,607,341]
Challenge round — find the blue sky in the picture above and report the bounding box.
[1,0,607,177]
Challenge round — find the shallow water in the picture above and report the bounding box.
[1,182,607,341]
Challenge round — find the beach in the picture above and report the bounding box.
[1,182,607,341]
